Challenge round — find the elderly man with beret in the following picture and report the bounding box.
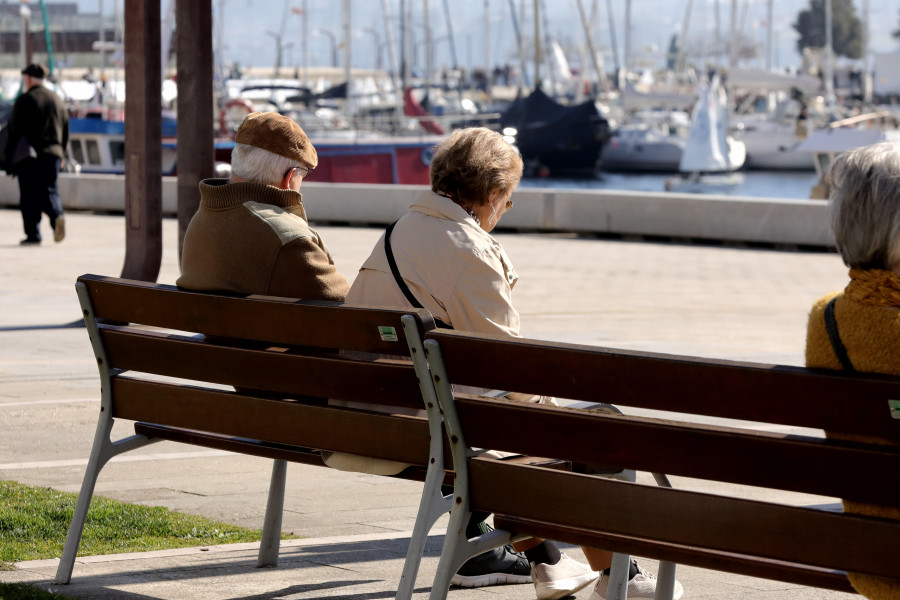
[178,111,349,301]
[5,63,69,245]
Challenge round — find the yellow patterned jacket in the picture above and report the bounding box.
[806,286,900,599]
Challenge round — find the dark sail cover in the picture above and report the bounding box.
[501,86,610,176]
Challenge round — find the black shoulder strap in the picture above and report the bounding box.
[384,220,452,329]
[824,297,855,372]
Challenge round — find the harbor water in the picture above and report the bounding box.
[521,170,821,200]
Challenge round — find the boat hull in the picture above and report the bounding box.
[600,133,685,173]
[741,127,814,171]
[69,118,437,185]
[501,87,610,177]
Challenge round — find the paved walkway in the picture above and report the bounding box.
[0,208,855,599]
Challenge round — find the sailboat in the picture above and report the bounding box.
[664,75,746,193]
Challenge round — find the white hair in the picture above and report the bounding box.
[829,141,900,270]
[230,143,298,186]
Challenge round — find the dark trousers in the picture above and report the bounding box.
[18,154,63,242]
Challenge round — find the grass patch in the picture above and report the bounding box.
[0,480,295,570]
[0,583,72,599]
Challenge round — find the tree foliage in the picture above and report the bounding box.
[793,0,864,59]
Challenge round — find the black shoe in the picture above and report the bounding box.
[450,543,532,588]
[19,238,41,245]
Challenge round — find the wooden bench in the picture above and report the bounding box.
[417,329,900,600]
[54,274,457,600]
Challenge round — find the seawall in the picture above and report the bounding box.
[0,174,833,247]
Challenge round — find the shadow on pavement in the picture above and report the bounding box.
[0,319,84,332]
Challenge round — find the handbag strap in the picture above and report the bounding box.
[384,220,452,329]
[824,296,855,372]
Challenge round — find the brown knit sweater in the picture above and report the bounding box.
[177,178,349,301]
[806,284,900,599]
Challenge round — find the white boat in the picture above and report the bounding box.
[664,76,746,193]
[795,113,900,198]
[733,99,816,171]
[600,110,689,173]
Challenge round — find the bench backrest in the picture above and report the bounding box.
[422,328,900,587]
[77,274,437,466]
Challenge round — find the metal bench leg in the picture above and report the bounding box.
[395,468,452,600]
[54,420,158,584]
[57,281,162,584]
[398,314,454,600]
[429,508,516,600]
[654,560,678,600]
[650,472,678,600]
[606,552,633,600]
[258,458,287,567]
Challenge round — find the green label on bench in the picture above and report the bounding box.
[379,326,399,342]
[890,400,900,420]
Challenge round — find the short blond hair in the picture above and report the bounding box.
[830,141,900,270]
[430,127,523,206]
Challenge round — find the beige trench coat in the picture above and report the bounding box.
[324,191,534,475]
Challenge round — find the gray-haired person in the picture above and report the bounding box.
[806,141,900,600]
[177,111,348,300]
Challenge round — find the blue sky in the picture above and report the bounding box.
[76,1,899,73]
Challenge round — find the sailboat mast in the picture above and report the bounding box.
[729,0,737,67]
[604,0,619,75]
[343,0,352,123]
[484,0,492,100]
[161,0,175,81]
[400,0,409,90]
[442,0,458,69]
[302,0,309,83]
[765,0,773,70]
[424,0,432,98]
[532,0,540,86]
[713,0,721,67]
[507,0,526,93]
[539,0,555,92]
[575,0,609,94]
[676,0,694,74]
[862,0,869,71]
[824,0,835,105]
[381,0,399,88]
[623,0,631,74]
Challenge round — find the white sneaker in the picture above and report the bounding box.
[589,562,684,600]
[532,553,600,600]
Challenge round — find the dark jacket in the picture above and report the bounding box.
[5,84,69,161]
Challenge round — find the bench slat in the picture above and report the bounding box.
[454,395,900,506]
[133,423,326,465]
[114,378,431,465]
[132,423,434,483]
[470,459,900,579]
[427,330,900,439]
[492,515,856,594]
[101,326,424,410]
[79,273,434,356]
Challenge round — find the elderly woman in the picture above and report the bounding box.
[344,127,680,600]
[806,141,900,600]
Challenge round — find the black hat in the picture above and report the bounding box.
[21,63,47,79]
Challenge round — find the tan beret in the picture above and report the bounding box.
[235,111,318,169]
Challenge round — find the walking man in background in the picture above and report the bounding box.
[5,63,69,245]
